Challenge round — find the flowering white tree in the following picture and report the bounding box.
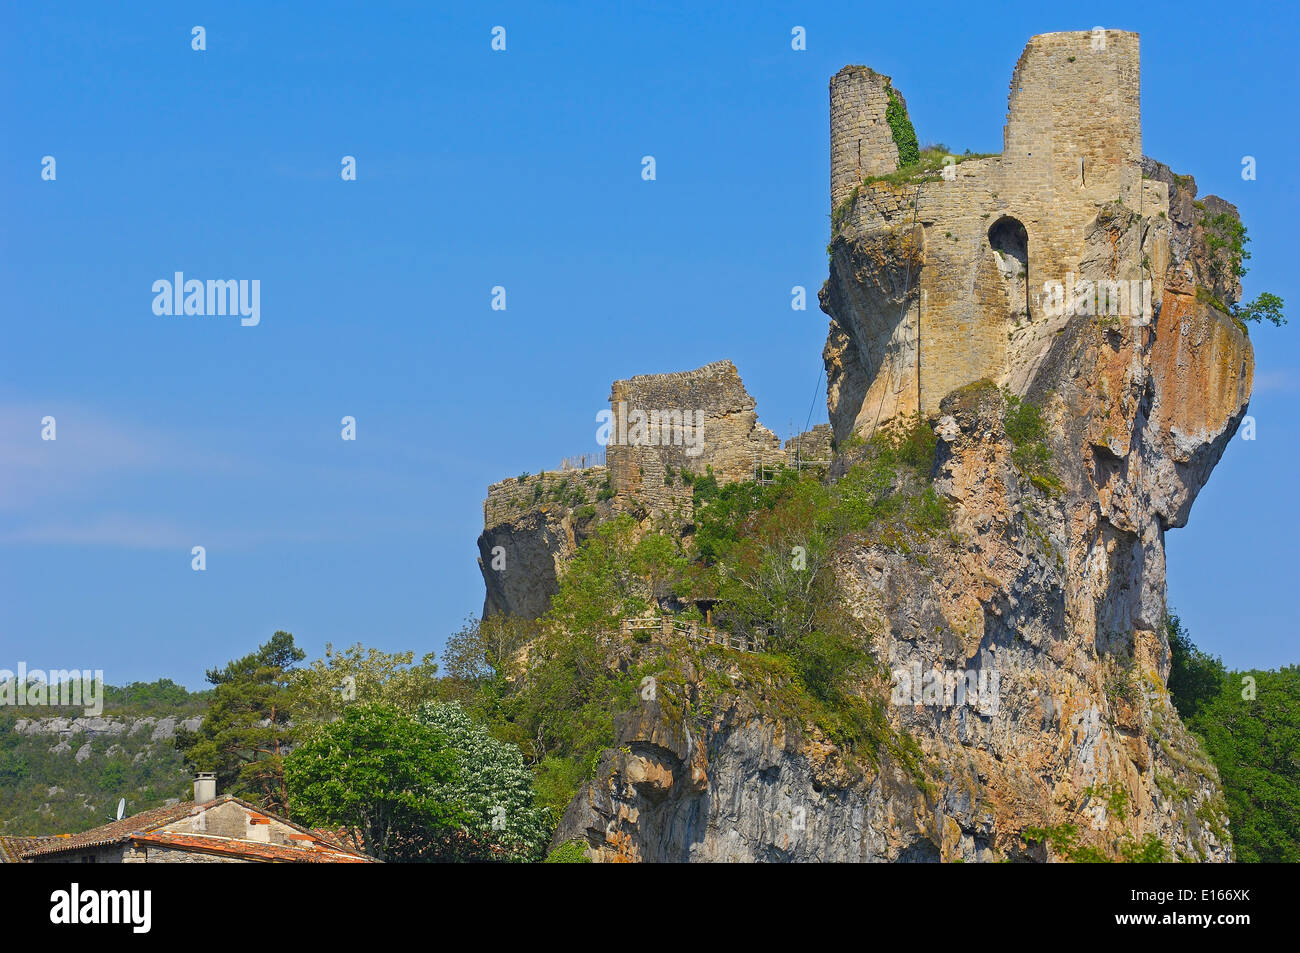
[417,701,552,862]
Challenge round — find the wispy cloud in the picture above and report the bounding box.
[0,514,194,549]
[1254,369,1298,394]
[0,400,245,512]
[0,399,454,552]
[0,513,345,550]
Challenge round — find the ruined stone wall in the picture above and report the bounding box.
[480,361,793,618]
[830,66,902,209]
[823,30,1168,439]
[483,467,606,527]
[786,423,833,461]
[605,360,785,515]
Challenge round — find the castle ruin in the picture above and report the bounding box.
[822,30,1209,440]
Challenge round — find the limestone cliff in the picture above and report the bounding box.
[541,30,1251,862]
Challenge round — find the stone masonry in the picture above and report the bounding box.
[830,66,904,210]
[605,360,786,514]
[822,31,1179,441]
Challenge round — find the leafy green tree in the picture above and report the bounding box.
[1165,613,1227,721]
[285,704,463,862]
[547,515,652,632]
[631,531,688,607]
[106,679,208,715]
[292,643,439,727]
[713,477,834,647]
[1186,666,1300,862]
[692,468,799,563]
[438,615,536,721]
[508,626,633,766]
[417,702,552,862]
[1236,291,1286,326]
[531,754,586,820]
[175,631,304,813]
[1166,617,1299,862]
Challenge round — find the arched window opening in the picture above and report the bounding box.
[988,216,1030,322]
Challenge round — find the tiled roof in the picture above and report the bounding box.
[311,826,366,853]
[131,831,375,863]
[20,794,378,862]
[21,800,197,858]
[0,835,63,863]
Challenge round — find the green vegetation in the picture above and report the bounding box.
[1021,822,1170,863]
[415,702,552,862]
[885,87,919,166]
[97,680,209,717]
[175,631,303,814]
[1237,291,1286,327]
[544,839,592,863]
[830,143,997,235]
[1165,614,1225,721]
[0,679,209,835]
[1002,390,1064,495]
[444,418,949,818]
[1200,211,1249,289]
[293,642,440,726]
[1196,209,1287,327]
[285,704,464,862]
[1083,780,1130,820]
[1167,615,1300,862]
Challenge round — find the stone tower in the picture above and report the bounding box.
[829,66,904,210]
[822,30,1170,439]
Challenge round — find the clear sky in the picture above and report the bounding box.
[2,1,1296,688]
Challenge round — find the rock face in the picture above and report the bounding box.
[479,471,609,619]
[549,30,1251,862]
[13,715,204,742]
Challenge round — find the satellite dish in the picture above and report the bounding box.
[116,798,126,821]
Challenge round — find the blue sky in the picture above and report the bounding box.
[1,1,1296,688]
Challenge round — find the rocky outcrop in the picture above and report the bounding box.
[555,681,937,862]
[548,30,1251,863]
[13,715,204,743]
[2,713,202,833]
[558,336,1243,861]
[479,471,610,619]
[479,361,800,619]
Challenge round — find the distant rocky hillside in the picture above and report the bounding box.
[0,682,207,835]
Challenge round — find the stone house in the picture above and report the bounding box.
[9,775,376,864]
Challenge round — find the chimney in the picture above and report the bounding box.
[194,772,217,804]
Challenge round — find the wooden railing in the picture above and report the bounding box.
[618,617,766,653]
